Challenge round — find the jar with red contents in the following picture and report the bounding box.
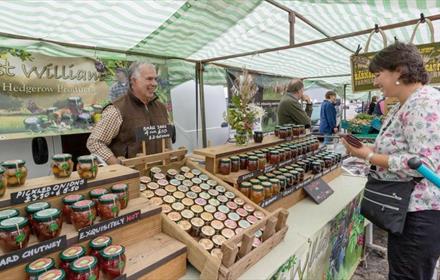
[70,200,96,230]
[238,154,248,170]
[274,125,281,137]
[33,208,63,242]
[247,156,258,172]
[219,159,231,175]
[37,269,66,280]
[279,149,286,162]
[230,156,240,173]
[88,235,112,260]
[289,145,298,158]
[111,183,129,209]
[99,244,126,278]
[89,188,109,216]
[25,257,56,280]
[25,201,50,233]
[62,194,84,224]
[0,216,31,252]
[279,127,288,139]
[59,245,86,276]
[295,168,305,182]
[98,194,120,220]
[269,151,280,165]
[69,256,99,280]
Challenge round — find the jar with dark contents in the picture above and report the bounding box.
[292,125,301,136]
[98,194,121,220]
[62,194,84,224]
[323,156,333,169]
[262,182,273,199]
[69,256,99,280]
[25,201,51,233]
[298,124,305,135]
[26,257,55,280]
[276,175,287,191]
[247,156,258,172]
[70,200,96,230]
[278,149,286,162]
[269,151,280,165]
[1,159,28,187]
[295,168,305,182]
[257,153,266,170]
[59,245,86,276]
[33,208,63,242]
[274,125,281,137]
[289,170,299,186]
[190,217,204,237]
[284,173,294,188]
[51,153,74,178]
[230,156,240,173]
[312,161,322,174]
[111,183,129,209]
[219,158,231,175]
[0,167,5,198]
[99,244,126,278]
[251,185,264,205]
[0,216,30,252]
[88,235,112,260]
[279,127,288,139]
[239,182,251,197]
[238,154,248,170]
[76,155,98,180]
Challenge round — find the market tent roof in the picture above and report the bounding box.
[1,0,439,88]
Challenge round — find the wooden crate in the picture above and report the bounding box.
[136,155,289,280]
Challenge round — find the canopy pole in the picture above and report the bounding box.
[289,11,295,45]
[201,14,440,63]
[343,84,347,122]
[197,62,208,148]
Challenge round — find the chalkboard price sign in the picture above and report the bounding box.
[136,124,172,142]
[303,179,334,204]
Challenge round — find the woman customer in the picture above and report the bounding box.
[342,42,440,280]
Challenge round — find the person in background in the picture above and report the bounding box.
[88,62,170,164]
[373,97,385,116]
[277,79,313,127]
[319,91,338,145]
[342,42,440,280]
[367,95,377,115]
[109,68,129,101]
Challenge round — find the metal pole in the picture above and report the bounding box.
[289,11,295,46]
[201,14,440,63]
[195,63,200,146]
[343,84,347,122]
[198,62,208,148]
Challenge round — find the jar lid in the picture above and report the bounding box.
[220,158,230,163]
[26,202,51,214]
[276,175,286,180]
[201,212,213,222]
[199,174,209,181]
[191,178,202,185]
[33,208,61,222]
[89,188,109,198]
[177,185,189,192]
[70,256,98,273]
[99,193,119,204]
[207,179,218,187]
[238,154,248,158]
[246,215,258,224]
[1,159,25,168]
[165,185,177,193]
[221,228,235,239]
[71,199,95,211]
[171,202,185,212]
[217,195,228,203]
[199,238,214,251]
[254,210,266,220]
[204,205,216,213]
[180,166,191,173]
[201,225,215,237]
[199,192,210,200]
[227,212,240,221]
[167,169,178,176]
[52,153,72,161]
[161,204,172,214]
[181,209,194,220]
[63,194,85,205]
[0,208,19,221]
[77,155,97,163]
[218,205,230,214]
[60,245,86,261]
[25,257,55,274]
[269,178,280,183]
[185,191,197,200]
[252,185,263,192]
[111,183,128,193]
[240,182,251,188]
[212,235,227,247]
[224,191,235,199]
[164,195,176,204]
[191,205,203,214]
[257,176,268,181]
[175,174,185,181]
[243,204,255,213]
[248,156,258,160]
[101,244,125,259]
[214,211,227,221]
[224,219,237,229]
[238,220,251,229]
[178,220,191,231]
[191,217,204,227]
[89,235,112,249]
[37,269,66,280]
[230,156,240,160]
[270,151,280,155]
[211,220,224,230]
[208,189,219,197]
[0,166,4,174]
[169,179,181,186]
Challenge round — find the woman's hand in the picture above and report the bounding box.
[341,138,373,160]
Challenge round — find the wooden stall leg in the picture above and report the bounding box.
[238,232,254,258]
[276,209,289,232]
[262,216,277,242]
[221,243,238,268]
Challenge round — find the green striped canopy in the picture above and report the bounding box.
[1,0,439,90]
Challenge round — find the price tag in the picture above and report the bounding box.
[237,170,261,183]
[10,179,87,204]
[260,193,281,208]
[135,124,172,142]
[303,179,334,204]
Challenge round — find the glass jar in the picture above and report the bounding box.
[289,170,299,186]
[98,194,120,220]
[62,194,84,224]
[298,124,305,135]
[26,201,51,233]
[0,216,30,252]
[269,151,280,165]
[71,200,96,230]
[274,125,281,137]
[269,178,281,194]
[276,175,287,191]
[262,182,273,199]
[292,125,301,136]
[88,235,112,260]
[257,154,266,170]
[1,159,27,187]
[251,185,264,205]
[312,161,322,174]
[289,145,298,158]
[0,167,6,197]
[69,256,99,280]
[190,217,204,237]
[284,173,293,188]
[219,159,231,175]
[33,208,63,242]
[247,156,258,172]
[230,156,240,173]
[59,245,86,276]
[239,182,251,198]
[111,183,129,209]
[0,208,19,222]
[89,187,109,215]
[323,156,333,169]
[279,127,288,139]
[26,257,55,280]
[99,244,126,278]
[295,168,305,182]
[238,154,248,170]
[37,269,66,280]
[297,161,307,172]
[51,154,74,178]
[76,155,98,180]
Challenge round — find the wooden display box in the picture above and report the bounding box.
[135,155,289,280]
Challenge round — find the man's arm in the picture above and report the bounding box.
[288,100,311,127]
[86,105,122,164]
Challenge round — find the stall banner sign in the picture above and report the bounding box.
[0,50,173,140]
[351,42,440,92]
[135,124,172,142]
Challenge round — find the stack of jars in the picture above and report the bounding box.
[274,124,306,138]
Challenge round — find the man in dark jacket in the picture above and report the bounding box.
[320,91,338,145]
[87,62,170,164]
[277,79,313,127]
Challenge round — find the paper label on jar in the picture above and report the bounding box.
[0,235,66,270]
[10,178,87,205]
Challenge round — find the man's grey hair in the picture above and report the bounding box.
[128,62,155,86]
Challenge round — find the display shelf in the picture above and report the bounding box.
[0,164,140,210]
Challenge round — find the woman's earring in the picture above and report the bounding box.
[395,80,400,85]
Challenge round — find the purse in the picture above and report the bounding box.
[360,174,417,235]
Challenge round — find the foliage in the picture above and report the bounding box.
[95,58,131,81]
[0,47,33,61]
[0,95,23,111]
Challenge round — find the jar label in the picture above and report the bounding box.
[1,216,25,226]
[36,208,59,218]
[73,256,95,268]
[29,257,52,270]
[63,246,84,257]
[91,236,110,246]
[103,245,123,256]
[39,269,63,280]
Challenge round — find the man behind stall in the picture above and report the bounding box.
[277,79,313,127]
[319,91,338,145]
[87,62,170,165]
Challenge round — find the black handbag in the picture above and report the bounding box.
[360,174,417,235]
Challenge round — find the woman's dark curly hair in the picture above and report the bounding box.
[369,42,429,85]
